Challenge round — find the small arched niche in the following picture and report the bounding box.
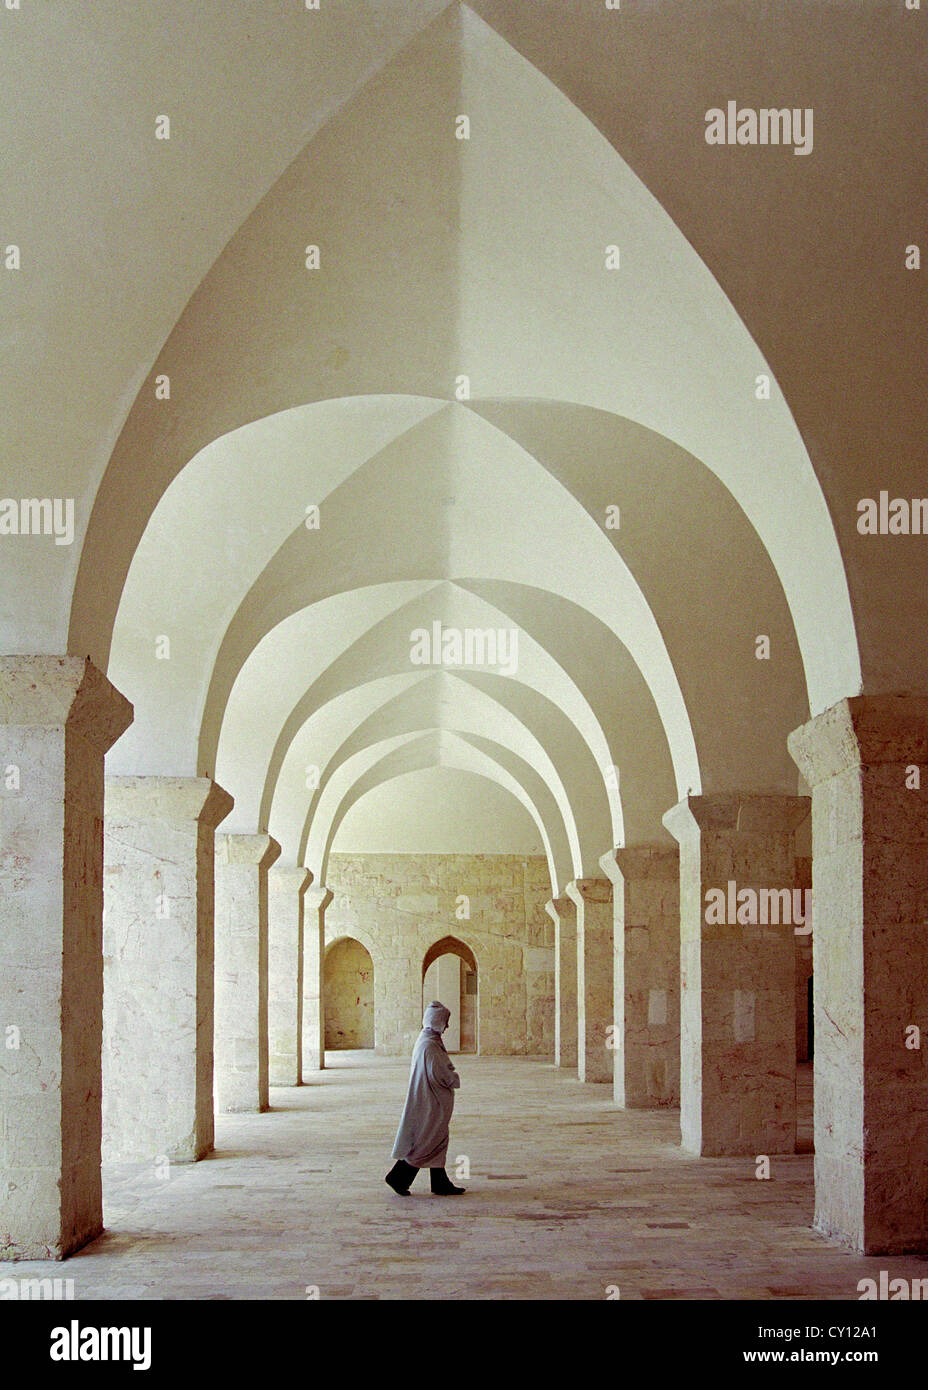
[422,936,478,1056]
[324,936,374,1049]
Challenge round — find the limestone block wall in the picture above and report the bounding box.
[324,936,375,1048]
[324,853,554,1056]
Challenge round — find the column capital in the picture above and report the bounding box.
[0,655,132,752]
[663,793,809,843]
[789,693,928,787]
[305,884,334,912]
[599,845,678,885]
[565,877,611,908]
[105,775,233,829]
[215,832,281,871]
[545,896,574,924]
[269,865,313,896]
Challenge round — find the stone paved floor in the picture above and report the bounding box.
[3,1054,927,1299]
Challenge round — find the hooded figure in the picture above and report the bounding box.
[385,1001,466,1196]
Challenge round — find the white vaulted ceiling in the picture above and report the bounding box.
[93,4,844,886]
[9,1,919,890]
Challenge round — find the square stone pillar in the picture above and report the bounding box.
[566,878,614,1084]
[663,794,809,1156]
[103,777,233,1163]
[302,884,333,1074]
[268,866,311,1086]
[214,833,281,1112]
[600,846,680,1108]
[790,694,928,1254]
[0,657,132,1259]
[545,896,577,1068]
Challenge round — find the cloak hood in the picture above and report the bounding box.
[423,1000,451,1033]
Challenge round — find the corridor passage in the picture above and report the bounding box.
[2,1056,925,1300]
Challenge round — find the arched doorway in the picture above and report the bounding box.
[422,936,478,1055]
[324,937,374,1049]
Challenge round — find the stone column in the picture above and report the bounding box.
[268,865,311,1086]
[600,846,680,1108]
[790,694,928,1254]
[103,777,233,1163]
[545,896,577,1068]
[214,833,281,1112]
[663,794,808,1157]
[302,884,333,1074]
[0,657,132,1259]
[566,879,614,1084]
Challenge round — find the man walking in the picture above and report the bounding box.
[385,1000,466,1196]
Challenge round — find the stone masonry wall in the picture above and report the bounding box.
[324,853,554,1056]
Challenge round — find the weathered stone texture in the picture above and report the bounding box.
[601,846,680,1108]
[566,878,613,1084]
[302,885,332,1073]
[214,834,280,1112]
[268,866,310,1086]
[323,854,554,1056]
[324,935,375,1048]
[103,777,233,1163]
[546,896,577,1068]
[663,794,808,1157]
[790,694,928,1254]
[0,658,132,1260]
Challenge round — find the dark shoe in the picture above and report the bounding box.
[430,1167,466,1195]
[385,1160,418,1195]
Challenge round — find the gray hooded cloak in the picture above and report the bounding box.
[391,1001,461,1168]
